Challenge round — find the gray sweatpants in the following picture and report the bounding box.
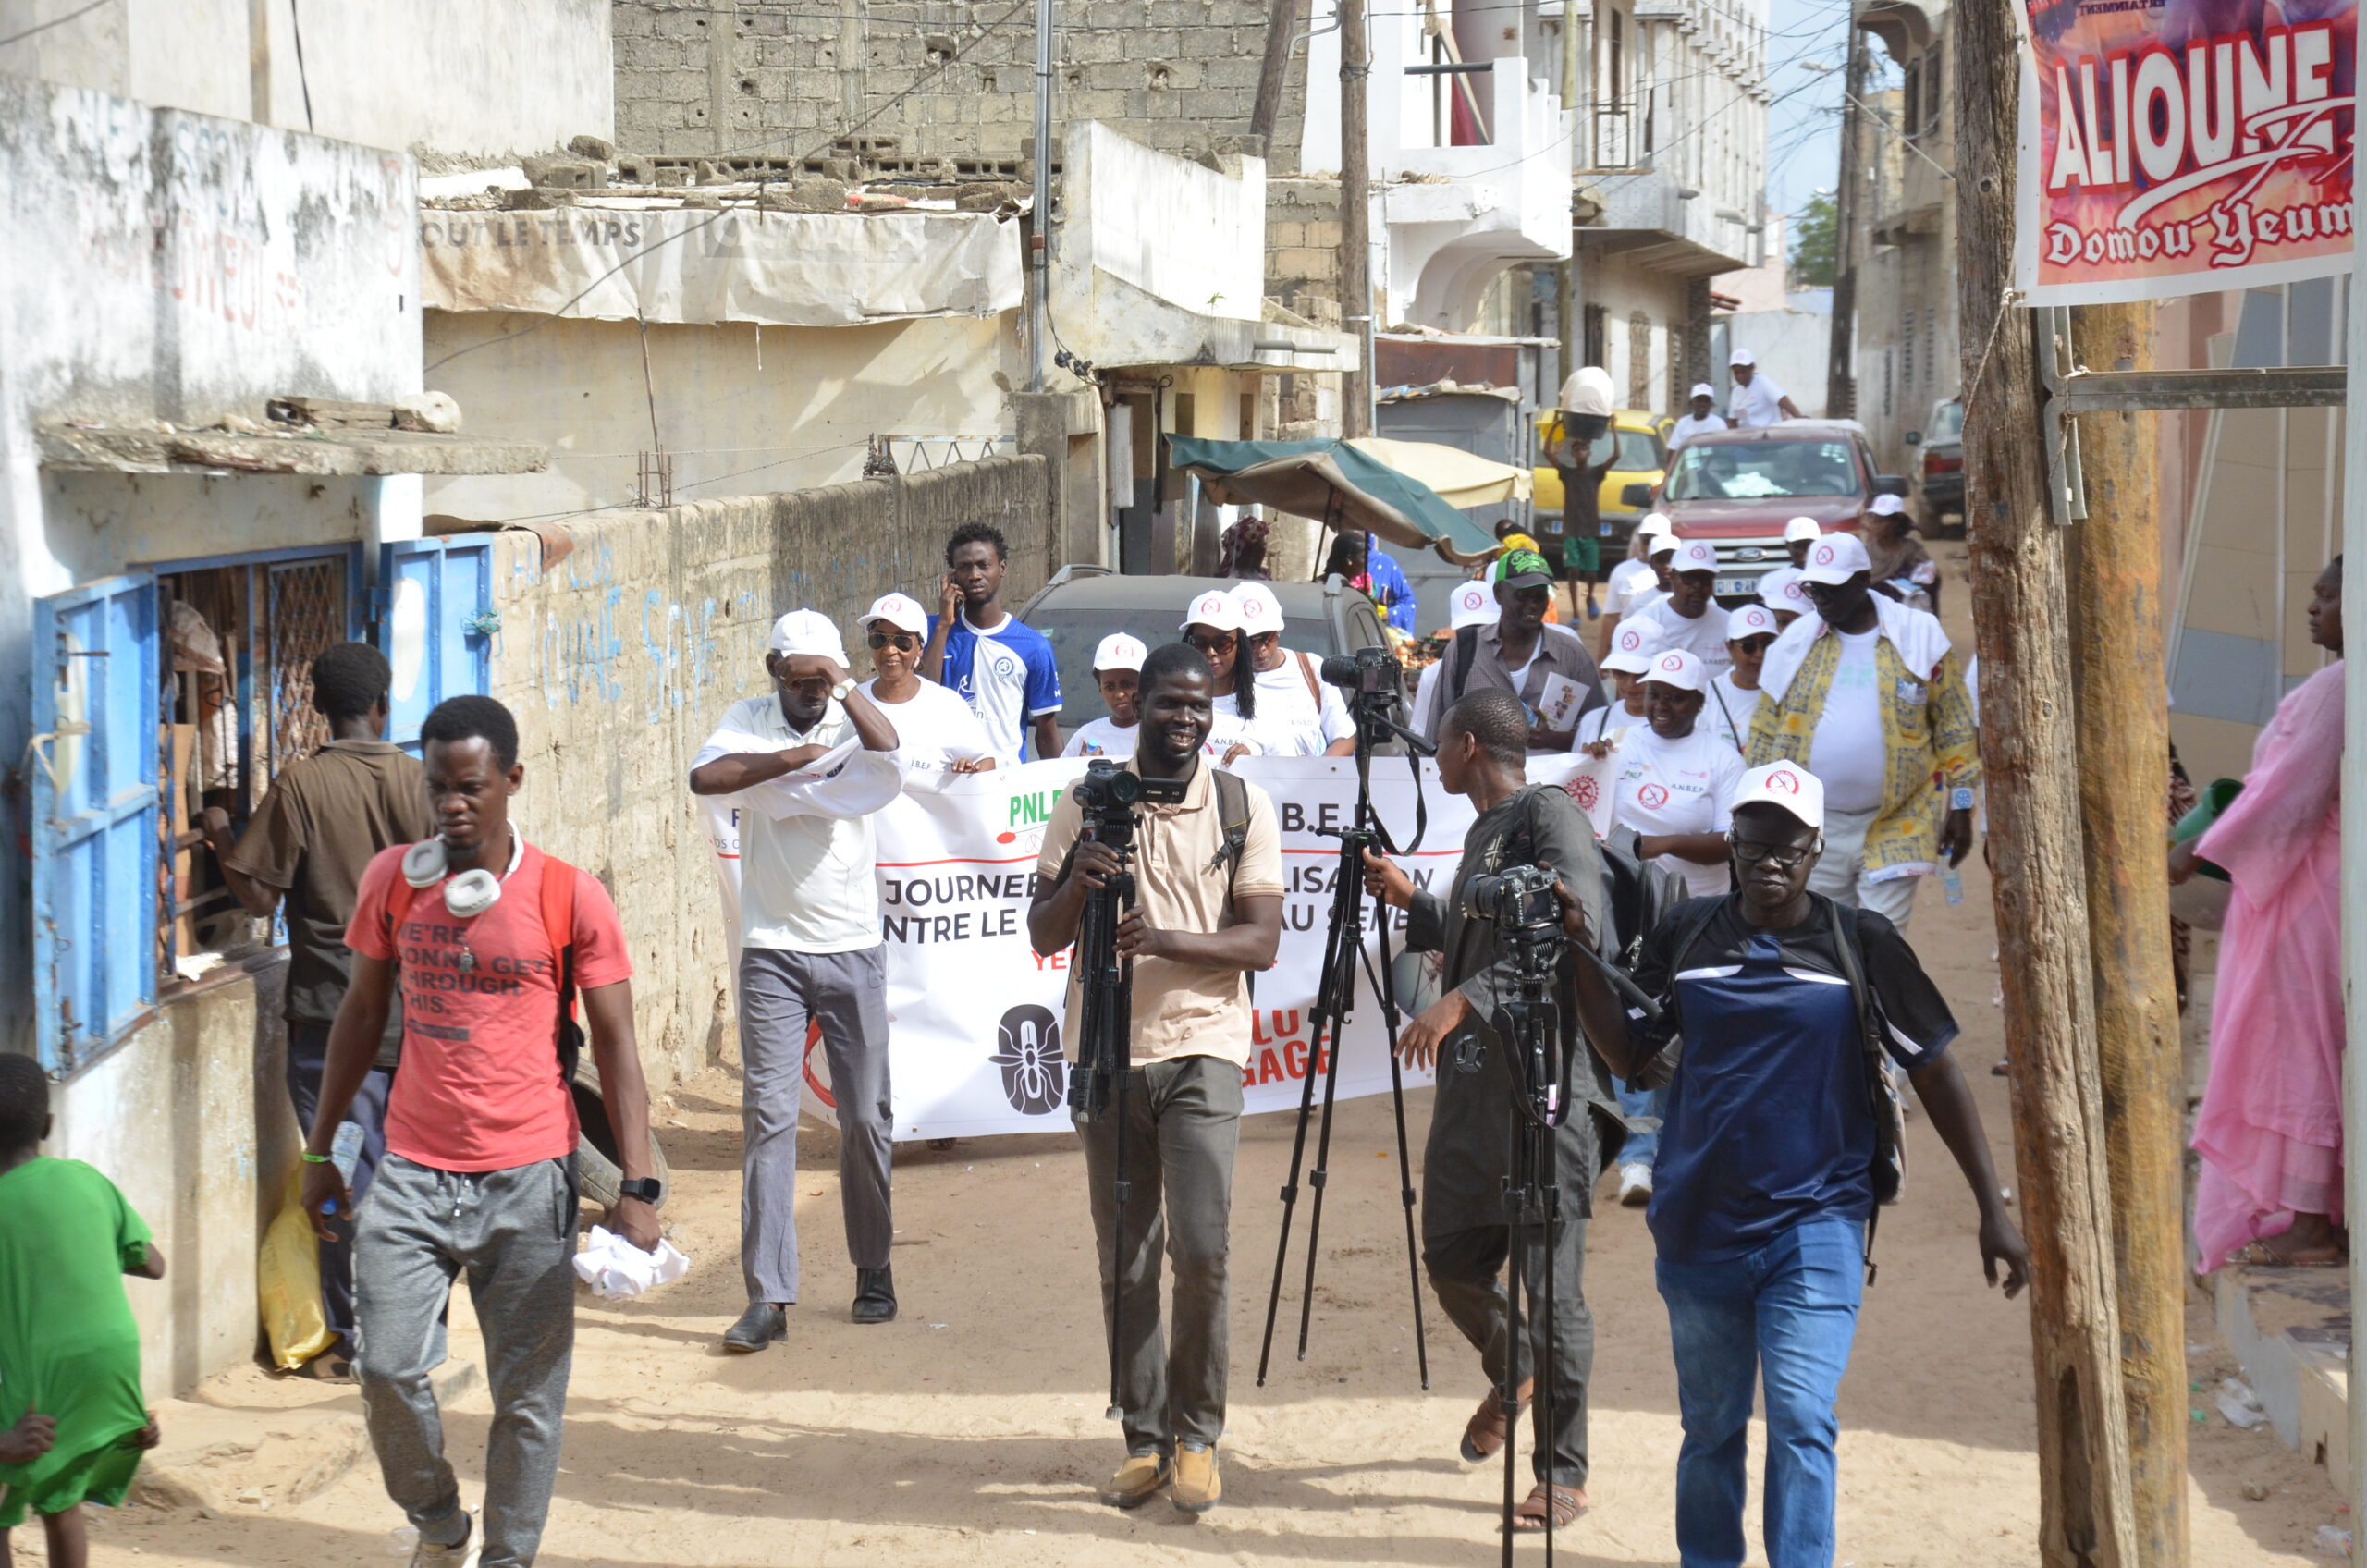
[1076,1053,1243,1455]
[354,1153,577,1568]
[738,944,894,1305]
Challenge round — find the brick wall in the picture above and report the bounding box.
[612,0,1311,175]
[489,455,1051,1092]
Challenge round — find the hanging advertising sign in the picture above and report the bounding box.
[2015,0,2356,304]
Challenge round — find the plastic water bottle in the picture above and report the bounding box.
[330,1121,365,1183]
[1942,868,1965,905]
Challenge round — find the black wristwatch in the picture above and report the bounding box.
[616,1177,662,1206]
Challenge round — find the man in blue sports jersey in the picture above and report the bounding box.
[1589,760,2027,1568]
[920,521,1063,763]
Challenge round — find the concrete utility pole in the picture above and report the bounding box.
[1251,0,1297,151]
[2067,300,2189,1568]
[1558,0,1584,399]
[1956,0,2139,1560]
[1340,0,1374,437]
[1826,29,1867,418]
[1028,0,1054,394]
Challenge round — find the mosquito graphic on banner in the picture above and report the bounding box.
[702,753,1596,1141]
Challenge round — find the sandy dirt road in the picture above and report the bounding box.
[66,548,2351,1566]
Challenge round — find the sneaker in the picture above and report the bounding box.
[1171,1441,1221,1513]
[1617,1163,1652,1207]
[723,1301,787,1353]
[1097,1451,1171,1509]
[410,1515,479,1567]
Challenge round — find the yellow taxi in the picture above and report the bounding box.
[1533,408,1669,530]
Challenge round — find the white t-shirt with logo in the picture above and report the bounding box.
[1729,374,1791,429]
[1808,628,1888,812]
[693,695,878,954]
[1610,725,1746,897]
[1217,651,1355,757]
[1635,596,1735,677]
[860,677,993,788]
[1062,717,1136,759]
[1574,703,1642,749]
[1702,672,1759,751]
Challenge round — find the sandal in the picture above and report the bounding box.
[1459,1378,1531,1463]
[1508,1482,1588,1531]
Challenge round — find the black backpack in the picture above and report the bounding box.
[1646,892,1908,1282]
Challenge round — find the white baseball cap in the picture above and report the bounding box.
[1448,578,1495,631]
[1669,539,1720,575]
[1801,532,1873,585]
[767,608,847,661]
[1646,529,1681,558]
[1783,515,1824,543]
[1600,618,1667,674]
[1636,512,1674,539]
[859,592,928,636]
[1180,588,1242,632]
[1688,382,1715,400]
[1232,581,1287,636]
[1725,602,1779,641]
[1643,648,1705,692]
[1731,760,1825,829]
[1729,348,1758,368]
[1092,631,1148,673]
[1869,493,1908,517]
[1759,567,1810,614]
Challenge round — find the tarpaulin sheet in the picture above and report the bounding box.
[419,205,1023,326]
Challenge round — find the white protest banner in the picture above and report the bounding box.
[705,753,1588,1140]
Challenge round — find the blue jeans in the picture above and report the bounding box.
[1655,1219,1865,1568]
[1615,1076,1663,1170]
[288,1022,392,1360]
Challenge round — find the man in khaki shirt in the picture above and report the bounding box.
[1031,642,1282,1517]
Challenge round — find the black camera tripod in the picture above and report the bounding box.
[1256,694,1434,1390]
[1066,773,1139,1425]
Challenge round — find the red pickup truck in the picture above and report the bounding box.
[1629,421,1909,605]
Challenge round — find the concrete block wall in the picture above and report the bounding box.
[487,456,1052,1092]
[609,0,1311,173]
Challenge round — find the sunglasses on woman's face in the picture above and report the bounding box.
[1185,631,1238,655]
[867,631,920,652]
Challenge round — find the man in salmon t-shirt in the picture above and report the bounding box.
[300,695,661,1568]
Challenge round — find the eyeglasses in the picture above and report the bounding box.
[867,631,919,652]
[1731,839,1814,867]
[1185,631,1238,654]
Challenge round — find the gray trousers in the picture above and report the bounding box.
[1424,1145,1600,1488]
[1077,1053,1243,1455]
[354,1153,577,1568]
[738,944,894,1304]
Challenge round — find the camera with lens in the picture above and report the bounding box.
[1466,863,1563,934]
[1073,758,1141,848]
[1320,645,1403,704]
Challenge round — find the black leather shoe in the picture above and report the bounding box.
[852,1266,897,1325]
[723,1301,786,1352]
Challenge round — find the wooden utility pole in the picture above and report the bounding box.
[1956,0,2139,1559]
[1340,0,1373,437]
[1250,0,1297,152]
[1557,0,1584,401]
[2067,300,2189,1568]
[1826,31,1867,418]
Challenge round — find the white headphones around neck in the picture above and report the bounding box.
[401,832,525,919]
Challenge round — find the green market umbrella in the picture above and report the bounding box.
[1166,435,1504,566]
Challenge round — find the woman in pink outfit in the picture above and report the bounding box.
[2177,556,2346,1268]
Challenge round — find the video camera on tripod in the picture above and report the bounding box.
[1065,759,1138,1128]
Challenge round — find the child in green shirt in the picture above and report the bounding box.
[0,1056,163,1568]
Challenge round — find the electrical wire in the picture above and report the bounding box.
[0,0,113,50]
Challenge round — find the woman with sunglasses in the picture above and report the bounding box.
[857,593,996,787]
[1179,589,1259,765]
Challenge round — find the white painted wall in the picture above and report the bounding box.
[1071,121,1264,324]
[0,0,612,156]
[421,312,1022,524]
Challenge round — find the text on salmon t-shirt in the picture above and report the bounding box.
[347,841,632,1172]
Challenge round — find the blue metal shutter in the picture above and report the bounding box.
[30,574,160,1072]
[377,536,497,751]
